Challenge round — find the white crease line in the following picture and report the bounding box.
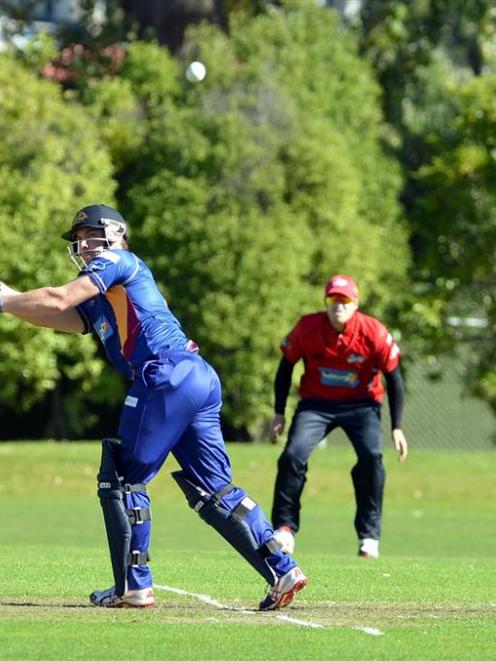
[355,626,384,636]
[154,584,383,635]
[273,613,324,629]
[154,583,321,628]
[156,584,228,610]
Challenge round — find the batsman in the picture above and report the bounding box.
[0,204,308,609]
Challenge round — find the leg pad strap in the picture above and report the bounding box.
[127,550,151,567]
[171,470,277,585]
[126,507,151,525]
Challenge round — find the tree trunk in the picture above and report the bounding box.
[121,0,227,52]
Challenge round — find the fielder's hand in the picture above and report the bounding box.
[392,428,408,463]
[269,414,286,444]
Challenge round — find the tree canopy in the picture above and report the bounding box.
[0,4,410,439]
[0,54,123,436]
[6,0,495,438]
[112,7,409,437]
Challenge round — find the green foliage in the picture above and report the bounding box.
[416,75,496,282]
[77,42,181,176]
[79,76,145,168]
[355,0,496,420]
[124,107,313,436]
[13,31,59,70]
[0,5,411,440]
[0,53,123,432]
[120,41,181,106]
[111,8,409,437]
[412,72,496,411]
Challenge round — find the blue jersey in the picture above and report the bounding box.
[76,249,193,378]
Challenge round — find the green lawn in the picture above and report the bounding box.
[0,441,495,660]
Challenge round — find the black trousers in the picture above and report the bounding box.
[271,399,385,541]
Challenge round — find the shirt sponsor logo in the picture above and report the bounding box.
[347,353,366,364]
[93,316,113,342]
[88,254,120,271]
[87,259,109,271]
[318,367,359,388]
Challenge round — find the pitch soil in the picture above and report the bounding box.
[0,598,493,627]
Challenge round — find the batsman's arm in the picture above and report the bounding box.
[0,276,98,333]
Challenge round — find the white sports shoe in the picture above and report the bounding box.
[273,526,296,554]
[89,585,154,608]
[358,538,379,559]
[259,566,309,611]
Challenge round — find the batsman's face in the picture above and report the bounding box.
[325,294,358,330]
[72,228,108,265]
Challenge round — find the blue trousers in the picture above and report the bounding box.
[113,351,294,590]
[271,398,385,541]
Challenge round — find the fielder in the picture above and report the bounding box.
[0,203,308,609]
[270,275,408,559]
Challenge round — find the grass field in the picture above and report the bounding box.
[0,441,495,660]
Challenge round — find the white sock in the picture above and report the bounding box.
[360,538,379,555]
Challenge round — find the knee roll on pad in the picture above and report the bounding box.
[172,471,277,585]
[97,439,150,595]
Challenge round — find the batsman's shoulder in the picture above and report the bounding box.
[85,250,122,272]
[99,249,122,264]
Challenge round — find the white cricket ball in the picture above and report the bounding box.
[185,61,206,83]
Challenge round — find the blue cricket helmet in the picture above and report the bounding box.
[61,204,128,241]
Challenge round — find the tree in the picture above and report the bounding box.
[91,5,410,438]
[355,0,495,215]
[0,4,410,440]
[0,52,123,438]
[353,0,496,408]
[412,72,496,410]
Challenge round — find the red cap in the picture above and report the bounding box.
[325,275,359,301]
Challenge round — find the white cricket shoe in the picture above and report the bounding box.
[273,526,296,554]
[259,566,308,611]
[358,538,379,559]
[90,585,154,608]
